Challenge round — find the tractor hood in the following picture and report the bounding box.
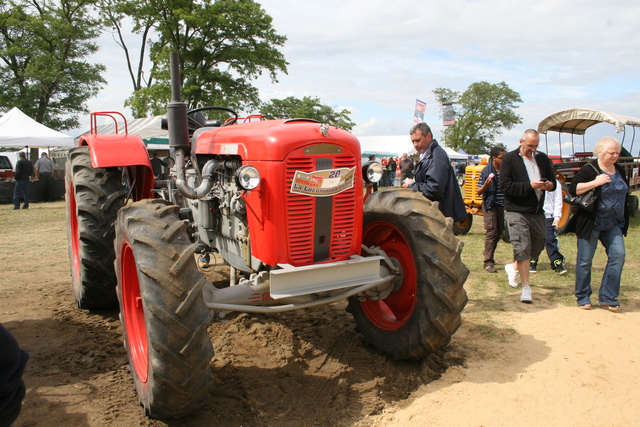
[193,119,361,161]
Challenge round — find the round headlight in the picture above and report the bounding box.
[235,165,261,190]
[363,161,383,184]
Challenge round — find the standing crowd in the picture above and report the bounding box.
[475,129,627,309]
[398,123,628,310]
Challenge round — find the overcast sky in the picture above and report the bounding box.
[82,0,640,153]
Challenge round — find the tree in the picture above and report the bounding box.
[0,0,106,131]
[103,0,288,118]
[260,96,356,131]
[433,81,522,154]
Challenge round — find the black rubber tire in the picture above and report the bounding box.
[348,189,469,360]
[629,194,639,217]
[452,212,473,235]
[66,146,125,310]
[114,199,214,419]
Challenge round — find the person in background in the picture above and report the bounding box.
[529,184,567,275]
[150,152,167,179]
[0,323,29,427]
[387,157,397,186]
[399,153,414,182]
[368,154,378,192]
[34,152,54,202]
[567,136,628,311]
[500,129,556,303]
[477,147,506,273]
[12,152,33,210]
[458,161,466,178]
[402,122,466,222]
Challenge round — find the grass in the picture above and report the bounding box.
[2,198,639,335]
[457,211,640,330]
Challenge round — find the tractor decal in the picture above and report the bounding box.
[290,166,355,196]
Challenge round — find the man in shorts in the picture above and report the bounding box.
[499,129,556,303]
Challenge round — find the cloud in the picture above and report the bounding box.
[76,0,640,154]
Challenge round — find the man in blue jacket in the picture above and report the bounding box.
[402,122,466,223]
[500,129,556,303]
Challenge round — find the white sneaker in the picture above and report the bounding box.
[520,284,532,304]
[505,263,519,288]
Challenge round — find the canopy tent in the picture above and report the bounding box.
[442,146,468,160]
[81,115,169,150]
[537,107,640,156]
[537,107,640,135]
[0,107,74,148]
[357,135,413,157]
[361,150,397,158]
[357,135,467,160]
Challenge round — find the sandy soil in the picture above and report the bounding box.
[2,201,639,427]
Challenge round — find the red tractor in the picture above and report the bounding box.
[65,53,468,418]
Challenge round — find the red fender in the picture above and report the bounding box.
[77,133,155,201]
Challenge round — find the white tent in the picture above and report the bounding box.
[0,107,74,148]
[89,115,167,141]
[357,135,413,157]
[357,135,467,160]
[442,146,468,160]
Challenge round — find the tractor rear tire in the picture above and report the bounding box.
[114,199,214,419]
[348,189,469,360]
[66,146,125,310]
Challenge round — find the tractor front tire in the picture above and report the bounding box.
[115,199,214,419]
[66,146,125,310]
[348,189,469,360]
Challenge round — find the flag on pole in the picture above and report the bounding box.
[413,99,426,124]
[442,103,456,126]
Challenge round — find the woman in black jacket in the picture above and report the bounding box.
[568,137,629,311]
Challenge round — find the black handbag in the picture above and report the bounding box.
[563,164,599,212]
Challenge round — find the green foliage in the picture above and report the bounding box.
[260,96,356,131]
[106,0,288,118]
[0,0,106,130]
[433,81,523,154]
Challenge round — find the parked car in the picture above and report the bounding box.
[0,155,13,179]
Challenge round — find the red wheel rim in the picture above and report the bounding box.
[121,243,148,383]
[68,185,81,278]
[361,221,417,330]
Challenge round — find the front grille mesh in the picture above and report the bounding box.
[284,153,357,265]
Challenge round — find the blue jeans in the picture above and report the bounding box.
[544,217,563,266]
[575,225,625,306]
[13,180,30,209]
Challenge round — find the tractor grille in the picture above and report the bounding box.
[285,153,357,265]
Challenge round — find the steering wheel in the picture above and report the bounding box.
[187,106,239,129]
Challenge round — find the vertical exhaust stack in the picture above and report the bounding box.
[166,52,195,197]
[166,52,219,199]
[166,52,190,151]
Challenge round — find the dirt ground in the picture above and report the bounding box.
[2,201,640,427]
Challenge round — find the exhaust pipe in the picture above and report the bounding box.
[166,51,215,200]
